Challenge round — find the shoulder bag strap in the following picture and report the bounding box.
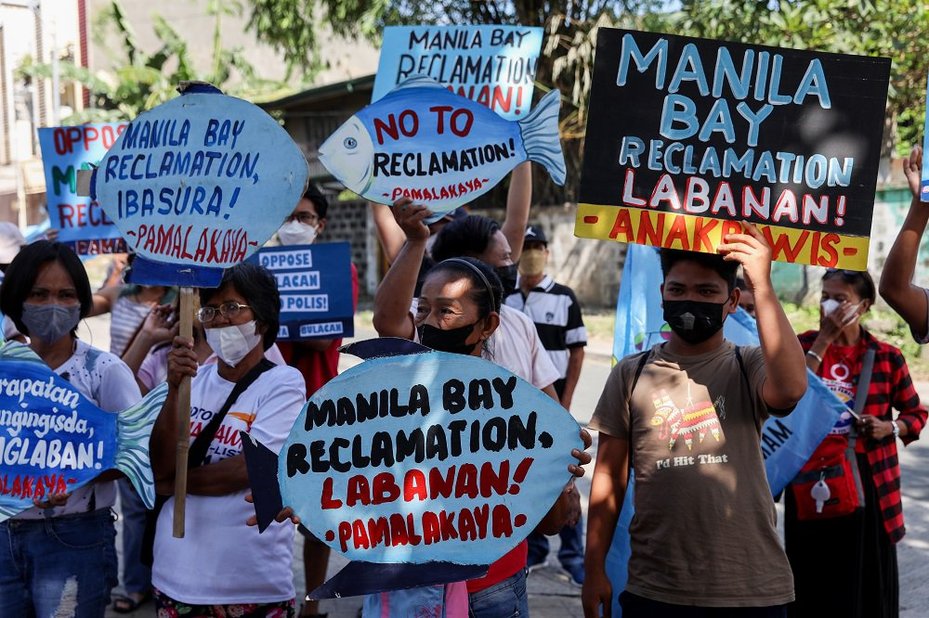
[626,350,652,470]
[846,347,876,505]
[187,357,275,469]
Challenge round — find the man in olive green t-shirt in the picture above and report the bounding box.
[582,223,808,617]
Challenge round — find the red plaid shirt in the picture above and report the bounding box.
[799,329,927,542]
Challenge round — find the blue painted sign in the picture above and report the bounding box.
[0,341,167,520]
[279,349,582,565]
[320,76,565,217]
[92,85,309,286]
[251,242,354,340]
[38,123,129,254]
[373,25,543,121]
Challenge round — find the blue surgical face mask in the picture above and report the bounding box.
[21,303,81,343]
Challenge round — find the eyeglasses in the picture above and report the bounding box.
[285,212,319,225]
[197,301,251,323]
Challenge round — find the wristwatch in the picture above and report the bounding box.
[892,420,901,439]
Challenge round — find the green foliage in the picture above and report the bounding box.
[18,0,283,124]
[672,0,929,155]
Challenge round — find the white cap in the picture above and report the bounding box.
[0,222,26,264]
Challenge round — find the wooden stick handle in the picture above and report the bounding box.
[173,286,195,538]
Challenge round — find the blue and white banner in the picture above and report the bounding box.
[373,25,543,120]
[606,243,844,616]
[252,242,354,340]
[38,124,129,255]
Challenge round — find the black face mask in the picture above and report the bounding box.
[417,322,479,355]
[495,264,518,296]
[662,299,727,345]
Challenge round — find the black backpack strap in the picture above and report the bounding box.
[141,357,276,566]
[626,350,652,471]
[188,357,276,468]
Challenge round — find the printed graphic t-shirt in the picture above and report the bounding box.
[152,363,306,604]
[589,342,794,607]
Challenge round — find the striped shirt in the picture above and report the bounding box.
[799,329,927,542]
[109,295,153,357]
[505,274,587,382]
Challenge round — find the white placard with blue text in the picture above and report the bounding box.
[373,25,543,120]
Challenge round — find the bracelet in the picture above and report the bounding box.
[892,420,901,439]
[806,350,823,364]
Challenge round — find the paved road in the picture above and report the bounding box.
[81,318,926,617]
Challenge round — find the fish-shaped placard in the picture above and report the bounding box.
[244,338,582,598]
[91,83,309,287]
[319,76,566,217]
[0,341,167,520]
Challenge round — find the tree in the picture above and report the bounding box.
[673,0,929,155]
[18,0,284,124]
[242,1,664,201]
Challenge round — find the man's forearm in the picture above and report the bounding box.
[372,239,426,338]
[754,284,807,408]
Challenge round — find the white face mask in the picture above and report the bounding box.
[821,299,841,316]
[278,220,318,246]
[205,320,262,367]
[821,299,860,318]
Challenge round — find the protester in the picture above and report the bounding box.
[275,183,359,618]
[0,240,142,617]
[372,203,591,616]
[880,145,929,342]
[505,224,588,584]
[787,269,926,617]
[150,262,305,615]
[583,225,808,617]
[411,209,561,397]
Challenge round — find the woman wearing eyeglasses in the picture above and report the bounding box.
[150,261,306,617]
[786,269,926,618]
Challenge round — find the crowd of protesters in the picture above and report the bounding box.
[0,151,927,618]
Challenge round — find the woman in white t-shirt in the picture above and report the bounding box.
[0,240,142,617]
[150,262,305,616]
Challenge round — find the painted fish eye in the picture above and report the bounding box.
[343,137,358,149]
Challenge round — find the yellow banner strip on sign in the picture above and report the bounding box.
[574,203,869,270]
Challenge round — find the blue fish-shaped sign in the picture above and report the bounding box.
[0,342,167,520]
[244,338,582,598]
[91,83,309,287]
[319,76,566,217]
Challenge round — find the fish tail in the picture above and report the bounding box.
[0,340,42,362]
[115,383,168,510]
[0,505,20,523]
[517,89,566,186]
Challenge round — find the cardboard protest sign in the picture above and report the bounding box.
[92,84,309,287]
[251,242,354,340]
[373,25,543,120]
[38,123,128,254]
[320,76,565,217]
[244,339,582,595]
[576,29,891,269]
[0,341,167,520]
